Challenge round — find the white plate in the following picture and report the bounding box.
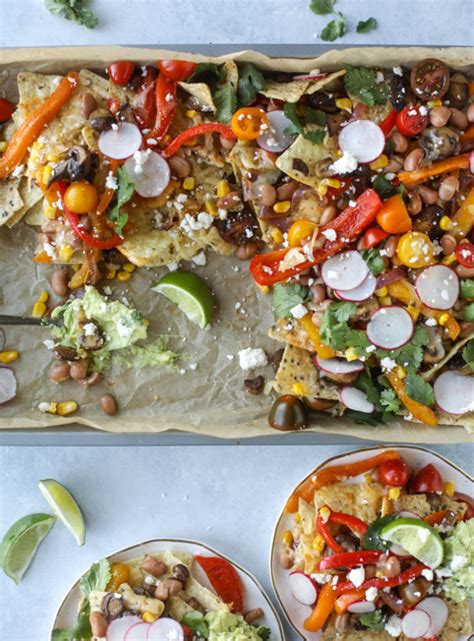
[52,538,285,640]
[270,445,474,641]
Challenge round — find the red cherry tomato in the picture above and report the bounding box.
[363,227,390,249]
[410,463,444,494]
[396,105,429,137]
[158,60,197,82]
[108,60,136,86]
[453,492,474,520]
[455,242,474,268]
[378,458,411,487]
[0,98,14,123]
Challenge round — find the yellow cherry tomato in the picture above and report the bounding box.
[396,231,435,268]
[288,219,319,247]
[107,562,130,591]
[64,181,99,214]
[231,107,269,141]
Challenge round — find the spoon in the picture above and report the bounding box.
[0,315,61,327]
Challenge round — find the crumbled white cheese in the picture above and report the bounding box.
[322,229,337,242]
[105,171,118,191]
[167,262,179,272]
[83,322,97,337]
[347,565,365,588]
[11,164,25,179]
[116,319,133,338]
[310,573,332,584]
[425,317,437,326]
[290,303,308,319]
[191,252,207,266]
[385,615,403,637]
[365,587,378,601]
[43,339,55,350]
[393,66,403,76]
[380,357,397,372]
[38,402,51,413]
[417,527,430,543]
[238,347,268,371]
[329,151,358,175]
[132,149,152,175]
[450,555,468,571]
[421,568,434,581]
[376,71,385,84]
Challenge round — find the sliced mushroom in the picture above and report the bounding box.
[322,370,360,384]
[101,592,124,620]
[303,397,338,411]
[90,109,116,132]
[48,145,99,185]
[423,327,446,363]
[419,126,460,161]
[171,563,190,584]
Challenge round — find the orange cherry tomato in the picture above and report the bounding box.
[376,194,412,234]
[231,107,269,141]
[64,181,99,214]
[287,219,318,247]
[108,60,136,86]
[158,60,197,81]
[107,562,130,591]
[0,98,14,123]
[396,105,428,137]
[363,227,389,249]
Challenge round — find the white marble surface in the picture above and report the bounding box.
[1,0,473,48]
[0,444,473,641]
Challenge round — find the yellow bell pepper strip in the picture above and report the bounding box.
[386,370,438,427]
[397,153,470,186]
[299,313,336,359]
[0,71,79,179]
[452,187,474,240]
[304,582,338,633]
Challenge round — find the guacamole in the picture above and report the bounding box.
[206,611,269,641]
[441,518,474,602]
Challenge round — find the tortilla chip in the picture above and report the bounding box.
[5,178,43,228]
[321,623,389,641]
[178,81,216,112]
[0,178,23,225]
[393,492,432,518]
[24,200,44,226]
[440,599,472,641]
[423,335,472,381]
[315,481,384,523]
[269,318,315,352]
[276,133,334,189]
[294,498,322,575]
[260,70,346,102]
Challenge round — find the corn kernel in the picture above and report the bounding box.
[427,99,443,107]
[32,301,47,318]
[185,109,197,118]
[183,177,195,190]
[294,512,301,524]
[271,227,284,244]
[282,531,293,546]
[59,245,74,261]
[369,154,389,171]
[407,305,420,321]
[364,473,373,486]
[49,402,58,414]
[117,270,131,282]
[0,351,19,364]
[46,153,62,163]
[312,534,326,552]
[395,366,406,379]
[42,164,53,185]
[40,402,57,415]
[381,495,393,517]
[389,488,401,500]
[38,291,49,304]
[317,182,328,197]
[217,179,231,198]
[144,319,150,327]
[142,611,157,623]
[326,178,341,189]
[292,382,308,397]
[123,263,136,273]
[375,570,385,578]
[318,507,331,523]
[57,401,78,417]
[375,287,388,298]
[441,253,456,265]
[345,347,359,362]
[205,198,218,216]
[44,205,57,220]
[444,481,455,497]
[379,296,392,306]
[273,200,291,214]
[336,98,353,111]
[258,285,270,294]
[439,216,453,231]
[0,141,7,153]
[438,313,450,326]
[106,268,116,280]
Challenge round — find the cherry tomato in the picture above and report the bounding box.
[409,463,444,494]
[455,241,474,268]
[158,60,197,82]
[108,60,136,86]
[396,105,429,137]
[288,219,318,247]
[107,97,121,115]
[378,458,410,487]
[410,58,450,102]
[64,181,99,214]
[363,227,389,249]
[0,97,14,123]
[231,107,269,141]
[107,562,130,591]
[397,231,434,268]
[453,492,474,520]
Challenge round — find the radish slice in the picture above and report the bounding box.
[315,355,365,375]
[347,601,376,614]
[124,151,171,198]
[416,597,449,636]
[321,250,369,291]
[292,73,327,81]
[340,387,375,413]
[147,618,184,641]
[257,110,295,153]
[415,265,459,310]
[289,571,318,606]
[366,306,414,349]
[398,511,420,519]
[469,150,474,174]
[125,622,151,641]
[401,609,431,639]
[335,271,377,302]
[0,368,17,405]
[106,616,142,641]
[99,122,143,160]
[434,371,474,415]
[339,120,385,163]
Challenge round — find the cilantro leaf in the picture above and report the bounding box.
[460,279,474,300]
[188,62,221,89]
[320,302,370,355]
[303,106,327,126]
[238,63,265,106]
[214,81,238,123]
[356,17,378,33]
[355,370,380,405]
[310,0,335,14]
[346,409,388,425]
[52,602,92,640]
[273,283,310,320]
[283,102,304,136]
[404,373,435,406]
[344,66,389,106]
[79,558,110,597]
[380,388,402,413]
[334,301,356,323]
[360,248,386,276]
[284,103,327,143]
[465,302,474,322]
[182,611,209,637]
[360,608,384,630]
[303,128,326,144]
[45,0,98,28]
[257,627,271,640]
[377,326,430,373]
[373,175,397,199]
[462,339,474,372]
[107,166,135,238]
[320,13,347,42]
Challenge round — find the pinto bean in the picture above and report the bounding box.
[217,191,242,210]
[90,612,108,638]
[384,159,403,173]
[460,322,474,338]
[279,549,293,569]
[259,183,277,207]
[429,106,451,128]
[69,359,89,381]
[390,131,408,154]
[408,191,423,215]
[51,268,68,297]
[449,107,468,131]
[236,243,258,260]
[383,235,399,258]
[455,264,474,278]
[319,205,337,226]
[311,284,326,304]
[384,555,401,578]
[277,181,298,201]
[440,233,457,255]
[403,148,424,171]
[244,608,264,624]
[80,93,97,120]
[418,185,439,205]
[100,393,118,416]
[50,362,70,384]
[168,156,191,178]
[154,578,183,600]
[220,134,235,149]
[141,555,167,577]
[438,175,459,201]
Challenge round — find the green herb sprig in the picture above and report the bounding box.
[45,0,98,29]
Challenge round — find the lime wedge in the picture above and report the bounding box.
[0,513,55,584]
[381,517,444,568]
[38,479,85,546]
[152,271,214,329]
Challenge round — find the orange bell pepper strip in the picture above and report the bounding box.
[386,371,438,427]
[334,588,366,615]
[397,153,470,186]
[33,250,52,264]
[424,508,462,526]
[304,582,338,632]
[376,194,412,234]
[299,313,336,359]
[452,187,474,240]
[460,124,474,143]
[285,450,401,513]
[0,71,79,179]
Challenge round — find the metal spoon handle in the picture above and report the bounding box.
[0,315,48,326]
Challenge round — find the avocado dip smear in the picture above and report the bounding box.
[50,285,179,372]
[184,610,270,641]
[439,518,474,601]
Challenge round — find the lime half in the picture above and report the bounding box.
[0,513,56,584]
[381,517,444,568]
[152,271,214,329]
[38,479,85,546]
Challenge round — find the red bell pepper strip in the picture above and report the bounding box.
[329,511,368,536]
[326,176,352,202]
[0,71,79,179]
[363,227,389,249]
[249,189,383,286]
[336,563,428,595]
[319,550,383,571]
[57,181,123,250]
[162,123,237,158]
[145,73,177,145]
[316,511,344,554]
[195,555,244,613]
[133,65,158,130]
[379,109,398,137]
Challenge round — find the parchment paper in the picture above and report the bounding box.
[0,45,473,442]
